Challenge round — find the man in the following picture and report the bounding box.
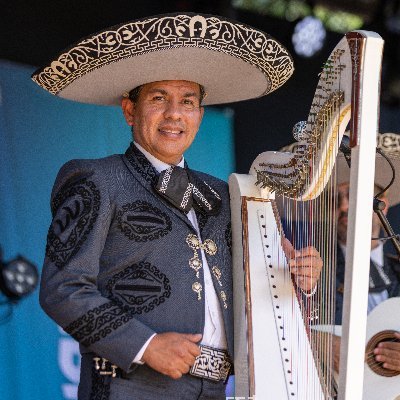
[333,133,400,372]
[34,13,322,399]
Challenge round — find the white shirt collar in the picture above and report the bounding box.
[133,142,185,173]
[370,242,384,267]
[340,242,384,267]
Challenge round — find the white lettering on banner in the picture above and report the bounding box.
[58,326,80,400]
[226,397,256,400]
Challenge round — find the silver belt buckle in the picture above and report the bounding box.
[190,345,232,382]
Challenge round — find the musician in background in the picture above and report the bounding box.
[333,134,400,372]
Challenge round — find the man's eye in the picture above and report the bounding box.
[182,99,194,105]
[152,96,165,102]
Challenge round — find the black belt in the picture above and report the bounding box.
[92,345,232,383]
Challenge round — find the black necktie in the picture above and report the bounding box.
[154,165,222,215]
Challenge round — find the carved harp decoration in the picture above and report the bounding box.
[229,31,383,400]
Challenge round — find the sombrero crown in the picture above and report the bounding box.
[336,132,400,206]
[31,12,294,106]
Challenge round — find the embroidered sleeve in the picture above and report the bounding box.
[40,159,155,372]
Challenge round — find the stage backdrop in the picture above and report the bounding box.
[0,60,234,400]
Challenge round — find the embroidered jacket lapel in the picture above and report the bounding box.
[122,144,195,231]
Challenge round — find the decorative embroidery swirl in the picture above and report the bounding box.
[124,143,158,185]
[116,200,172,242]
[180,183,193,209]
[64,301,134,347]
[46,178,100,268]
[192,185,212,211]
[159,167,173,193]
[90,367,111,400]
[32,13,293,96]
[203,181,222,200]
[105,262,171,314]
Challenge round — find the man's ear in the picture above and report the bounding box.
[199,106,205,123]
[382,196,390,216]
[121,98,135,126]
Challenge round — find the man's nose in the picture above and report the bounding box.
[163,100,183,119]
[338,197,349,212]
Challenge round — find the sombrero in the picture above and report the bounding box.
[281,133,400,207]
[31,12,294,106]
[336,132,400,206]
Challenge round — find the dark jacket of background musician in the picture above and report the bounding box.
[335,246,400,325]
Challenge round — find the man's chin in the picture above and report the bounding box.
[337,232,347,246]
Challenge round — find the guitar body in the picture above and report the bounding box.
[327,298,400,399]
[364,297,400,400]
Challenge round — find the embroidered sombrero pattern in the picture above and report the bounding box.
[32,13,294,105]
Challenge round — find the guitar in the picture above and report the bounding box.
[364,297,400,400]
[316,298,400,400]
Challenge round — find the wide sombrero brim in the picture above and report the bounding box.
[336,133,400,207]
[31,13,294,106]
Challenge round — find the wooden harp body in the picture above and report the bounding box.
[229,31,384,400]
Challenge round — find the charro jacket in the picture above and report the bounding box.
[40,144,233,375]
[335,245,400,325]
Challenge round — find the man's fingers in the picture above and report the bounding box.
[181,333,202,357]
[293,246,320,257]
[170,371,183,380]
[374,341,400,371]
[185,343,201,358]
[382,361,400,371]
[376,341,400,352]
[290,265,320,277]
[375,355,400,371]
[182,333,202,343]
[281,237,295,259]
[289,247,322,292]
[142,332,202,378]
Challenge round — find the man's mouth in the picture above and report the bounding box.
[158,128,184,136]
[338,216,348,227]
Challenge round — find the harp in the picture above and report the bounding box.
[229,31,384,399]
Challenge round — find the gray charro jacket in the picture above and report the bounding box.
[40,144,233,374]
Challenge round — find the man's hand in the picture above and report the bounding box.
[330,332,400,373]
[282,238,323,292]
[373,332,400,371]
[141,332,202,379]
[332,334,341,372]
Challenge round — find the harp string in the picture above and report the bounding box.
[232,31,382,399]
[270,47,348,397]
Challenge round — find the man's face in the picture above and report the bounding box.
[336,183,350,245]
[336,182,388,246]
[122,80,204,165]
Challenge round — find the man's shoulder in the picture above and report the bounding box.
[51,154,124,198]
[386,253,400,262]
[60,153,123,171]
[386,252,400,270]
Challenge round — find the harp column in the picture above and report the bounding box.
[338,31,384,400]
